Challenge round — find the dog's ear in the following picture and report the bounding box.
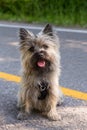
[42,24,53,36]
[19,28,28,41]
[19,28,34,41]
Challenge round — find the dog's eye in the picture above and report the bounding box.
[28,46,34,52]
[43,45,48,49]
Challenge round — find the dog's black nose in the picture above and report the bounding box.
[39,51,44,57]
[34,51,46,59]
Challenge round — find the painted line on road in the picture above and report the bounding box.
[0,71,87,101]
[61,87,87,101]
[0,23,87,34]
[0,72,20,82]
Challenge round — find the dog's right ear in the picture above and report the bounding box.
[19,28,28,41]
[19,28,34,41]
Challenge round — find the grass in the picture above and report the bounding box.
[0,0,87,27]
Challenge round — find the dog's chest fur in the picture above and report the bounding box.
[27,75,50,110]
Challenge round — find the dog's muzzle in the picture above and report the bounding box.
[31,51,51,71]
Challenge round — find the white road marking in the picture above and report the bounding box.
[0,23,87,34]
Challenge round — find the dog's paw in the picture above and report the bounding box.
[17,112,29,120]
[47,112,61,121]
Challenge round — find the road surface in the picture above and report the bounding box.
[0,22,87,130]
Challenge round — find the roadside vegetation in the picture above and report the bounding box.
[0,0,87,27]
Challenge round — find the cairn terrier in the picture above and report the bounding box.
[17,24,63,121]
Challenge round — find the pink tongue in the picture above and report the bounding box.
[37,60,45,67]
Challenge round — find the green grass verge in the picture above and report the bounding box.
[0,0,87,27]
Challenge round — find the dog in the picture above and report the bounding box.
[17,24,63,121]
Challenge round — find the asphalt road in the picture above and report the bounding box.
[0,22,87,130]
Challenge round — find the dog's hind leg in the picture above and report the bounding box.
[57,87,64,106]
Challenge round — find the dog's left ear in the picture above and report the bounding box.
[42,24,53,36]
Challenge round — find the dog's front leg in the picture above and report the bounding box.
[17,102,31,120]
[17,87,32,120]
[46,95,61,121]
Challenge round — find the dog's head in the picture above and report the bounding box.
[19,24,60,73]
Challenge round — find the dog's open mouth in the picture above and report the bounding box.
[37,60,46,68]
